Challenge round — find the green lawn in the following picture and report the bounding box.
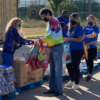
[24,28,45,38]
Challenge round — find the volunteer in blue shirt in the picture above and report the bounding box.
[57,10,69,37]
[60,22,67,37]
[2,17,34,66]
[63,13,84,90]
[83,15,99,81]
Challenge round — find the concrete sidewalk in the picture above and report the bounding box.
[0,45,100,100]
[14,71,100,100]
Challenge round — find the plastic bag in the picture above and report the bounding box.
[62,43,72,63]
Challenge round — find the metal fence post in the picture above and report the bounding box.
[88,0,91,15]
[36,12,37,28]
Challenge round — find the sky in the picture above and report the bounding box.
[19,0,48,7]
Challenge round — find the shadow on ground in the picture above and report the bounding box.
[0,44,100,100]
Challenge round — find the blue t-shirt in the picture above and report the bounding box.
[62,28,68,38]
[84,25,99,48]
[68,25,84,51]
[57,16,69,37]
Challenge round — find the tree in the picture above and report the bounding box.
[58,0,78,13]
[27,1,45,19]
[48,0,64,12]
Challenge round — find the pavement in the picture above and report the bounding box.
[0,44,100,100]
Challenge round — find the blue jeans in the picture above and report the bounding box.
[49,44,64,94]
[2,52,14,66]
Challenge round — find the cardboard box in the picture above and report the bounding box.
[14,69,28,87]
[28,68,43,82]
[13,61,27,71]
[14,57,20,61]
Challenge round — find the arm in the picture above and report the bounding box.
[69,36,82,42]
[12,28,34,45]
[84,26,99,39]
[63,36,82,42]
[42,20,63,46]
[64,26,83,42]
[85,32,97,38]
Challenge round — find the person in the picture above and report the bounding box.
[57,10,69,37]
[63,13,84,90]
[60,22,67,38]
[83,15,99,81]
[2,17,34,66]
[39,8,63,96]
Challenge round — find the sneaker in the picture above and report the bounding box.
[86,75,91,81]
[72,84,80,90]
[65,81,74,87]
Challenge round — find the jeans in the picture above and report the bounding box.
[66,49,84,84]
[49,44,64,94]
[2,52,14,66]
[86,48,97,75]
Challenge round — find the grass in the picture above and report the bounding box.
[24,28,45,38]
[23,19,100,40]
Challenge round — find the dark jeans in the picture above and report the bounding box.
[66,49,84,84]
[86,48,97,75]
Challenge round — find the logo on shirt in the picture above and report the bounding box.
[86,28,93,31]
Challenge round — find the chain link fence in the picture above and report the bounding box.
[18,0,100,28]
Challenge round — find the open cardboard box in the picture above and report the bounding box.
[14,57,20,61]
[13,61,27,71]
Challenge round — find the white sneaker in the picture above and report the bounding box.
[72,84,80,90]
[65,81,74,87]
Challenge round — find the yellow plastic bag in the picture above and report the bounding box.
[82,44,88,60]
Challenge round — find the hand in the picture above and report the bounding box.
[83,34,85,38]
[28,40,34,45]
[30,40,34,44]
[34,40,40,46]
[63,38,70,42]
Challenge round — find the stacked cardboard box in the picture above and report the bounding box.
[28,67,43,82]
[13,57,43,87]
[13,59,28,87]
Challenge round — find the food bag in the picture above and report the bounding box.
[62,43,71,63]
[22,45,39,70]
[37,46,51,68]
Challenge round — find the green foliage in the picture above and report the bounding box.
[27,1,45,19]
[48,0,64,11]
[58,0,78,13]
